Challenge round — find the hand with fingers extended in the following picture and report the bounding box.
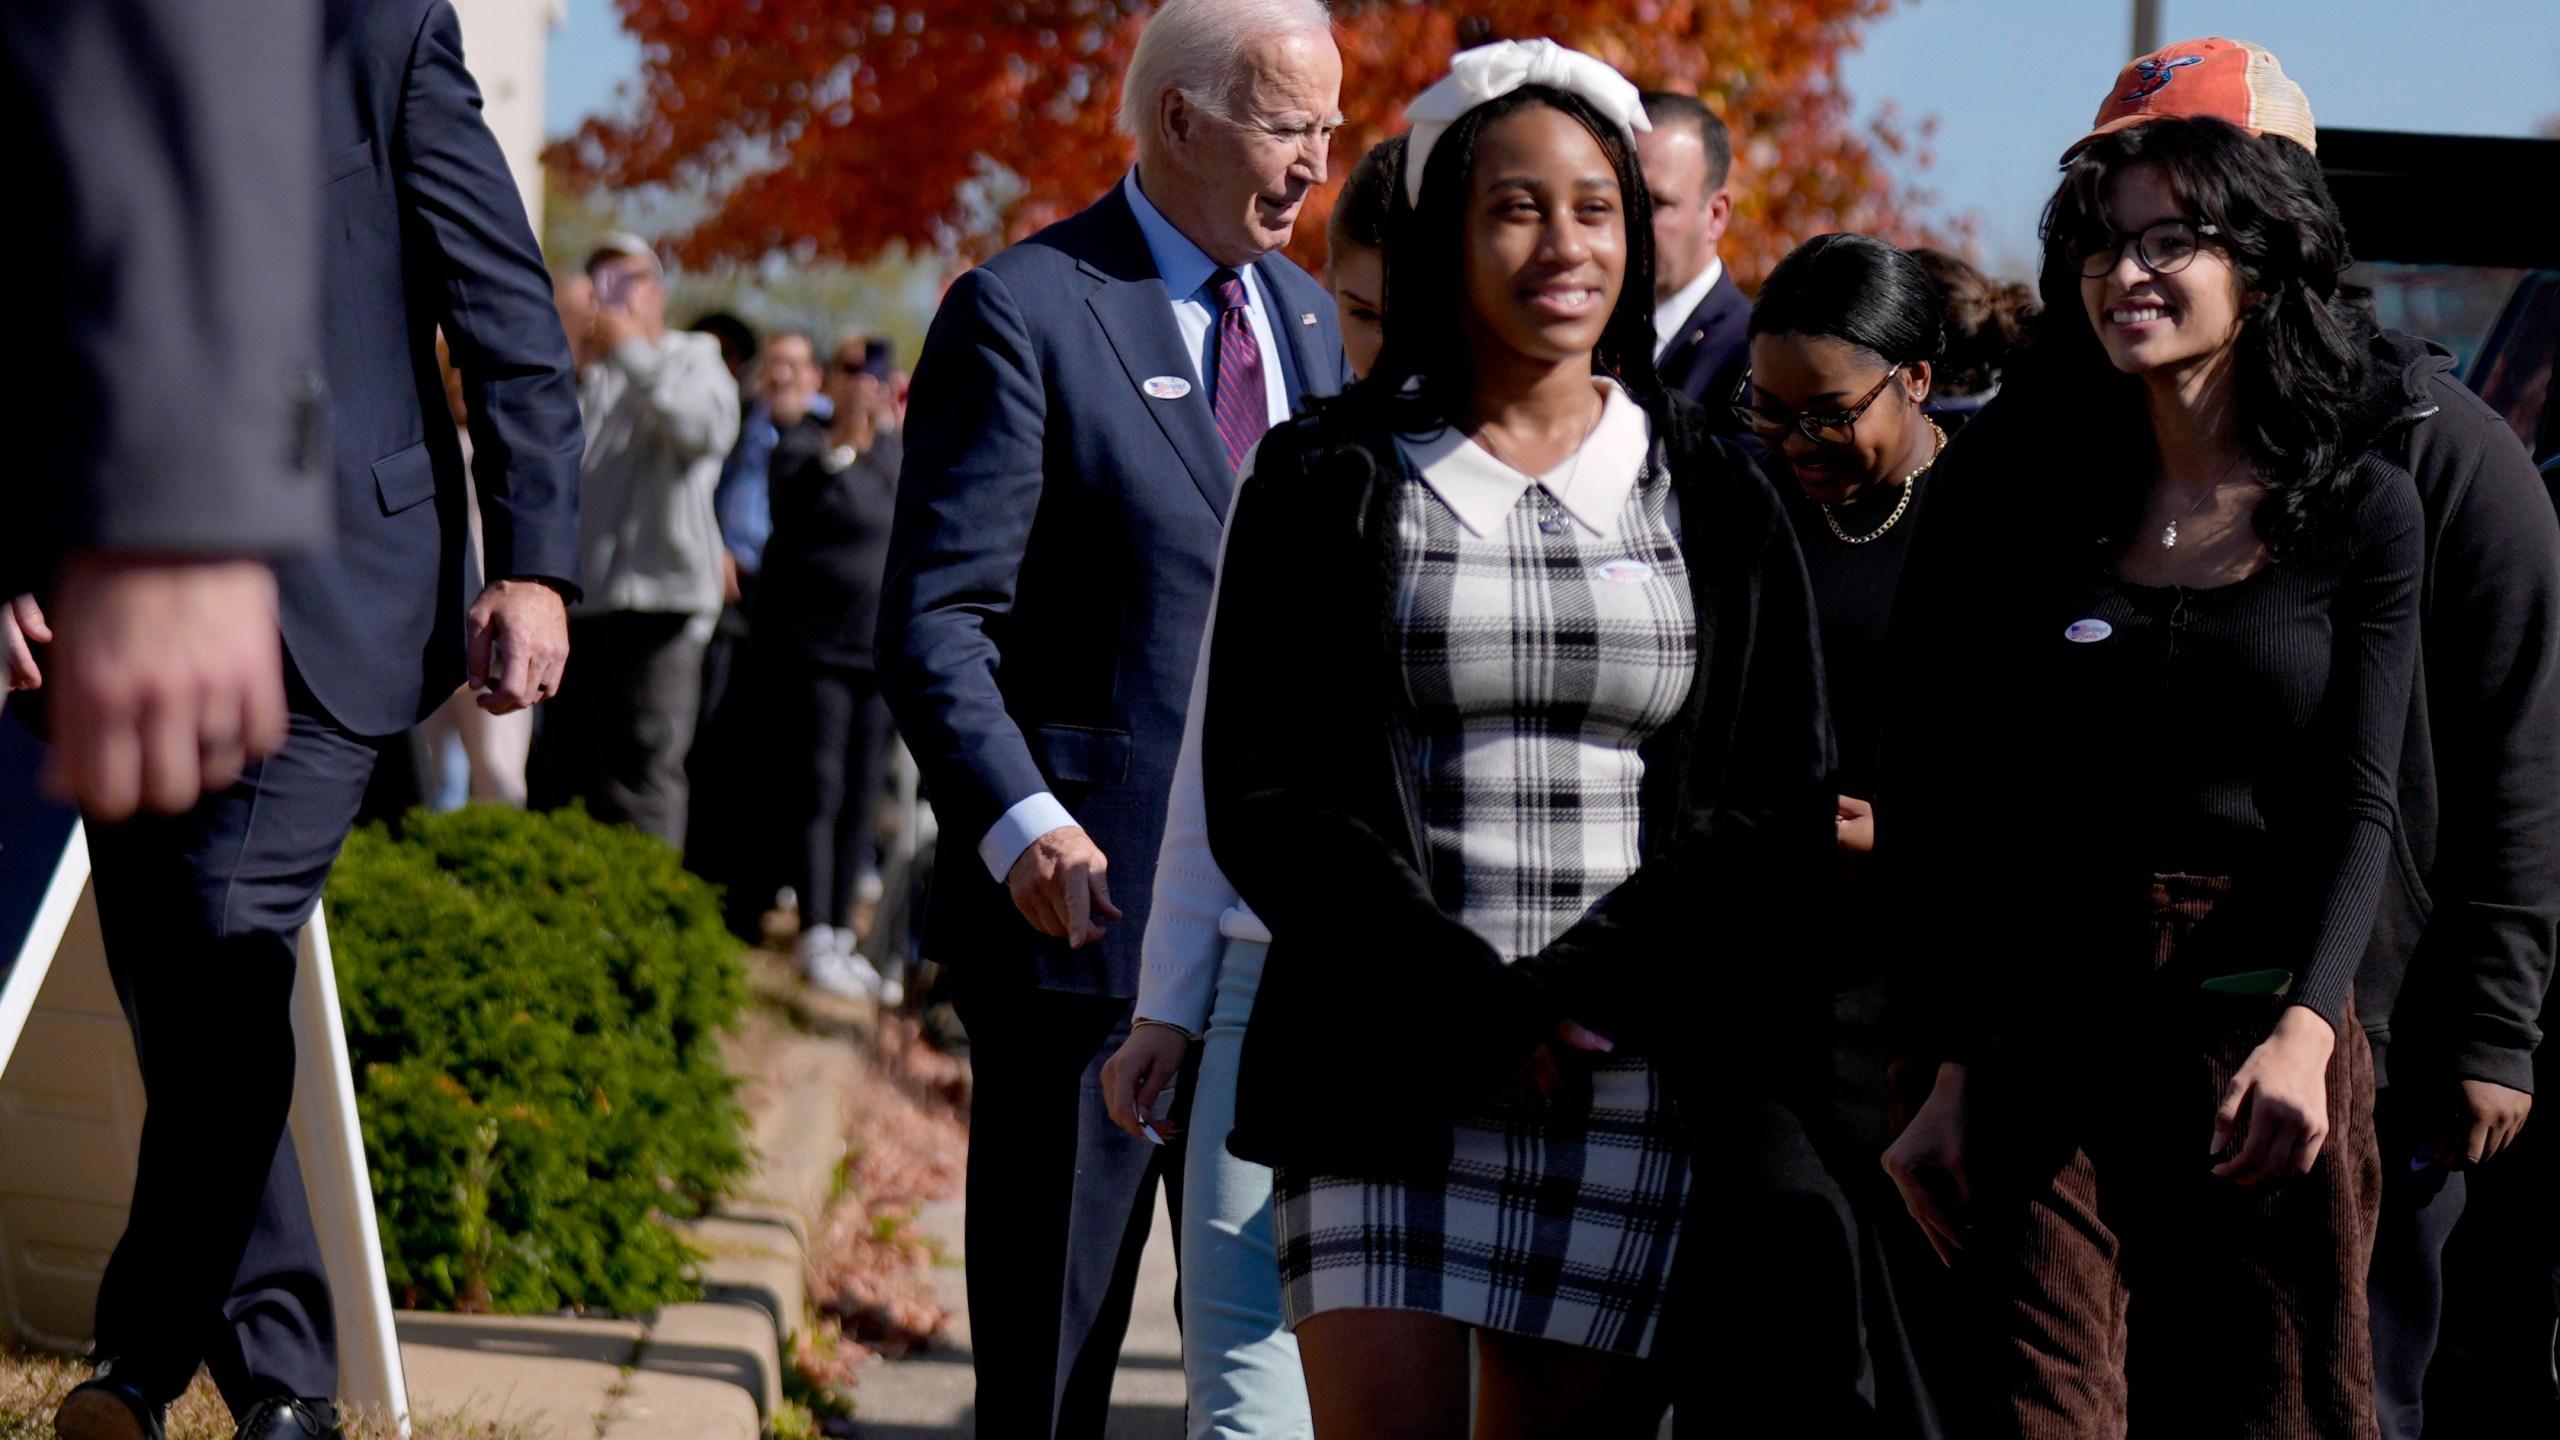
[2210,1005,2336,1186]
[466,578,569,714]
[3,593,50,692]
[2412,1077,2533,1171]
[43,554,289,821]
[1507,1018,1614,1103]
[1103,1020,1193,1143]
[1882,1062,1973,1267]
[1007,824,1123,948]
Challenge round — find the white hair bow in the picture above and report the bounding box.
[1401,39,1651,206]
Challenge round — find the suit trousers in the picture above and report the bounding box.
[1179,938,1311,1440]
[951,964,1183,1440]
[1965,875,2382,1440]
[531,611,703,848]
[85,690,383,1410]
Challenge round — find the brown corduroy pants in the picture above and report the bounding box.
[1964,874,2384,1440]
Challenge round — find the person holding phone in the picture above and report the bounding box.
[1177,41,1832,1435]
[1879,86,2419,1434]
[530,233,738,848]
[756,334,905,1003]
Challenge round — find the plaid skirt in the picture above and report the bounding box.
[1271,1053,1690,1356]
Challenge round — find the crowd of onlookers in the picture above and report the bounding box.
[399,234,919,1002]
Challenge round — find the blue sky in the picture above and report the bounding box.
[545,0,2560,278]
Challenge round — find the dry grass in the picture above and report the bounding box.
[0,1346,537,1440]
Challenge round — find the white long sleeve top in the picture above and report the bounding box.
[1136,476,1272,1035]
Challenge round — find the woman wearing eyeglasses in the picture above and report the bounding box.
[1878,115,2418,1436]
[1738,234,1949,837]
[1733,233,1960,1432]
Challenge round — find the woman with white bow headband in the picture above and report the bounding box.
[1139,37,1837,1435]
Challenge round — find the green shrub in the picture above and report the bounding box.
[326,805,750,1315]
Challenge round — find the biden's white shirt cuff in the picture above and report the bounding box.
[979,791,1080,882]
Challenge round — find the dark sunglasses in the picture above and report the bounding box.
[2060,218,2221,280]
[1730,363,1905,448]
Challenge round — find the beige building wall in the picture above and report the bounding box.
[448,0,567,235]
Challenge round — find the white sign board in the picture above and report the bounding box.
[0,718,407,1428]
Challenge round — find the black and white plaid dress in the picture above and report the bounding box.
[1272,383,1696,1356]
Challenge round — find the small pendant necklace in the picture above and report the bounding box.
[2159,454,2249,549]
[1475,395,1607,536]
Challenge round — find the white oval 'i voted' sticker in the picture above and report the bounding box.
[2064,618,2113,643]
[1142,375,1192,400]
[1596,558,1654,583]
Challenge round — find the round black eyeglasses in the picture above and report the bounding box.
[1729,363,1906,448]
[2066,219,2221,279]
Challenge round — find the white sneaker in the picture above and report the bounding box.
[806,946,891,1004]
[794,924,844,970]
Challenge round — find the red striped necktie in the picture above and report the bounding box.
[1209,268,1268,474]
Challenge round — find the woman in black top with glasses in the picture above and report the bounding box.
[1735,233,1962,1434]
[1880,116,2418,1437]
[1737,234,1949,824]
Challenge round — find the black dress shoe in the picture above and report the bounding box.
[51,1367,167,1440]
[231,1396,342,1440]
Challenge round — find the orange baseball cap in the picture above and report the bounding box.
[2060,37,2315,165]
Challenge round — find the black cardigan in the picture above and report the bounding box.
[1203,389,1837,1180]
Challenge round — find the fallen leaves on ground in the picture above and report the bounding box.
[806,1019,970,1372]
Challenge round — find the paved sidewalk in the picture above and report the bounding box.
[849,1194,1185,1438]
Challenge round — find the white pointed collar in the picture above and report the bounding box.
[1397,379,1652,540]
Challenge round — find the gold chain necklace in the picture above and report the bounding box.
[1820,418,1945,546]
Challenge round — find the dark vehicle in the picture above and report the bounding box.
[2322,127,2560,463]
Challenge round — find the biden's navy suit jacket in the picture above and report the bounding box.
[880,182,1351,996]
[301,0,582,737]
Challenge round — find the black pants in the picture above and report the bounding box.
[1662,1092,1883,1438]
[2411,1034,2560,1438]
[85,691,382,1411]
[684,598,773,937]
[950,967,1181,1440]
[774,661,893,930]
[2368,1084,2466,1440]
[530,611,702,848]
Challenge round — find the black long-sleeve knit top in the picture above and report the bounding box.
[1885,406,2424,1059]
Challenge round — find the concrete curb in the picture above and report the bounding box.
[397,975,868,1438]
[688,1214,809,1344]
[644,1300,784,1417]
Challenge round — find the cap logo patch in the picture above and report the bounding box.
[2123,53,2205,102]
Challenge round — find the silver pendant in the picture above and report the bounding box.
[2161,519,2179,549]
[1539,515,1569,536]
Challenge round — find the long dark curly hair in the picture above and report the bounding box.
[2032,116,2373,554]
[1326,83,1668,439]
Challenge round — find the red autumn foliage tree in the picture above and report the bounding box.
[552,0,1938,287]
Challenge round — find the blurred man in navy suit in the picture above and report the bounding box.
[41,3,583,1436]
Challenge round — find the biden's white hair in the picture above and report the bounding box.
[1114,0,1334,156]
